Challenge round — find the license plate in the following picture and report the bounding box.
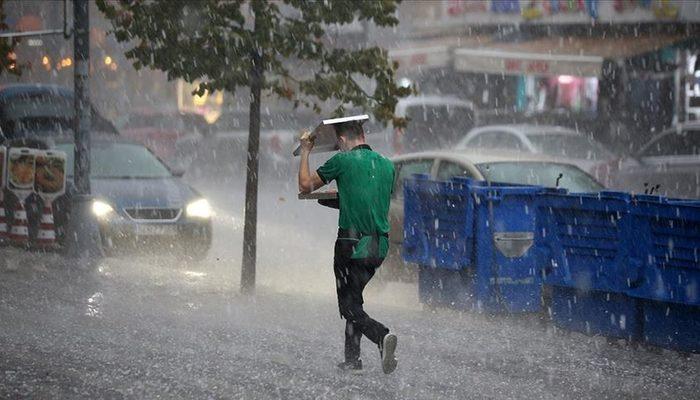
[136,224,178,236]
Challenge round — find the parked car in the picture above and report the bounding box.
[366,95,477,156]
[55,136,213,260]
[121,109,210,164]
[611,123,700,199]
[381,150,605,283]
[0,84,118,140]
[455,124,616,184]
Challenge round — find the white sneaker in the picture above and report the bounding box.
[381,333,398,374]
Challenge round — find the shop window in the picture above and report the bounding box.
[521,75,598,114]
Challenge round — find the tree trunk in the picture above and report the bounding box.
[240,49,262,295]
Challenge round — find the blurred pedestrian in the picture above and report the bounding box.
[298,119,398,374]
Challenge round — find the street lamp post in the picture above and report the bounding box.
[66,0,103,264]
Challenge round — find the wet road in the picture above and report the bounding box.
[1,176,699,399]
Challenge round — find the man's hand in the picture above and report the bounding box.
[299,130,315,153]
[298,129,325,194]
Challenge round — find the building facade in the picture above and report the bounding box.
[379,0,700,150]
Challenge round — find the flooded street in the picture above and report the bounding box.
[1,2,700,396]
[1,179,698,399]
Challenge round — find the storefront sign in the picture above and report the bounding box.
[491,0,521,13]
[444,0,488,16]
[389,45,452,71]
[454,48,603,77]
[437,0,689,23]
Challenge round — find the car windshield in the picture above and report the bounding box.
[527,133,614,160]
[57,142,172,179]
[476,162,604,193]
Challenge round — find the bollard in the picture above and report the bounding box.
[35,202,57,249]
[0,193,7,241]
[9,201,30,247]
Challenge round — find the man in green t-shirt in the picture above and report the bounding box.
[298,120,398,375]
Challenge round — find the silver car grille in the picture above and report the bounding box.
[124,208,182,222]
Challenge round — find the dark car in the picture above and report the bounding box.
[0,84,118,140]
[55,137,212,259]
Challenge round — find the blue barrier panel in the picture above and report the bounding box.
[403,174,431,266]
[426,180,473,270]
[628,196,700,306]
[550,285,641,341]
[403,175,473,270]
[538,191,642,340]
[405,176,544,313]
[471,184,543,313]
[640,300,700,353]
[628,196,700,352]
[538,191,635,292]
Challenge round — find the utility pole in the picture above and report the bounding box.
[66,0,102,264]
[74,0,90,192]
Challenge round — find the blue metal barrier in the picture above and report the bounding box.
[402,174,431,266]
[405,175,544,313]
[538,191,635,292]
[628,196,700,352]
[471,184,543,313]
[538,190,640,340]
[404,174,700,348]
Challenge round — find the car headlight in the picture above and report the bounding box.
[186,198,212,219]
[92,200,115,219]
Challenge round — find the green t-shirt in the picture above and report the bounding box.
[317,144,395,259]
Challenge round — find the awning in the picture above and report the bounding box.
[389,36,491,73]
[453,35,686,77]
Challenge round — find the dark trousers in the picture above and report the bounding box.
[333,239,389,362]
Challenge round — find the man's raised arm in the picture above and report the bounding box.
[298,131,326,194]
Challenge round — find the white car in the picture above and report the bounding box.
[456,124,616,184]
[365,95,476,156]
[612,123,700,199]
[380,150,604,283]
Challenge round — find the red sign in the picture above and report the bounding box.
[445,0,488,16]
[410,53,428,66]
[505,59,550,74]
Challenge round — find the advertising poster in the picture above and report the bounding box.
[7,148,36,197]
[34,150,67,199]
